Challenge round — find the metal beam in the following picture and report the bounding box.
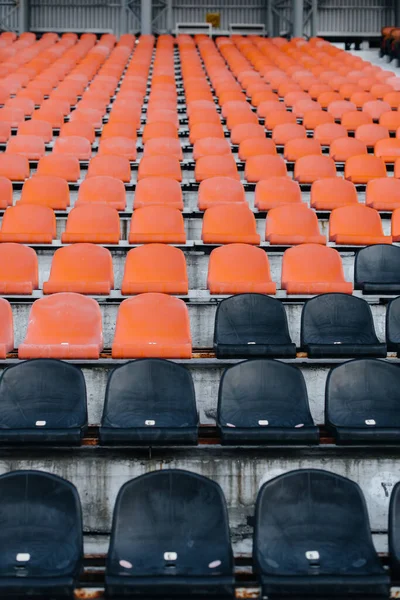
[266,0,273,36]
[19,0,29,33]
[166,0,173,33]
[141,0,152,34]
[292,0,304,37]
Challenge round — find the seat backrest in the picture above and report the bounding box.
[266,203,320,236]
[230,123,264,145]
[0,154,29,180]
[238,137,276,161]
[87,155,131,182]
[0,470,82,578]
[329,137,367,161]
[6,135,45,159]
[129,206,185,240]
[20,175,70,210]
[18,119,53,143]
[282,244,347,284]
[313,123,347,145]
[272,123,306,145]
[0,243,38,291]
[53,135,92,160]
[102,359,197,429]
[45,243,114,287]
[301,293,379,346]
[138,155,182,181]
[122,244,188,293]
[341,110,373,131]
[355,123,389,146]
[195,154,239,181]
[329,204,384,238]
[202,203,259,241]
[0,204,56,238]
[144,137,183,160]
[310,177,357,209]
[254,469,382,576]
[245,154,287,182]
[355,244,400,289]
[36,155,80,181]
[345,154,386,183]
[77,175,126,210]
[0,359,87,431]
[294,155,336,183]
[198,176,245,209]
[62,204,120,243]
[255,176,301,210]
[60,121,95,143]
[107,469,233,577]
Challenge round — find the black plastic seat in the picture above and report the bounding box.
[386,296,400,357]
[0,470,83,598]
[99,359,198,445]
[105,469,234,598]
[213,294,296,359]
[254,468,389,597]
[355,244,400,294]
[301,293,386,358]
[217,359,318,444]
[389,481,400,579]
[326,358,400,444]
[0,359,87,444]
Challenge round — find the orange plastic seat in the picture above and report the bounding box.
[202,204,260,245]
[294,155,336,183]
[302,110,334,130]
[281,244,353,294]
[133,177,183,210]
[198,177,245,210]
[284,138,321,161]
[101,122,137,141]
[245,155,287,183]
[138,155,181,182]
[121,245,188,295]
[17,119,52,142]
[189,123,225,144]
[0,204,55,243]
[53,136,92,160]
[32,106,64,128]
[195,154,239,182]
[329,204,391,245]
[255,177,302,211]
[0,107,24,128]
[266,204,326,245]
[147,109,178,127]
[375,138,400,163]
[391,208,400,241]
[43,244,114,295]
[355,123,389,147]
[380,111,400,133]
[345,155,386,183]
[6,135,45,161]
[238,137,276,161]
[272,123,306,146]
[226,110,258,131]
[230,123,265,145]
[70,108,103,129]
[59,121,96,144]
[192,137,231,159]
[4,97,34,117]
[313,123,347,146]
[19,175,70,210]
[129,206,186,244]
[207,243,276,295]
[77,176,126,210]
[264,111,297,130]
[142,122,177,143]
[18,293,103,359]
[98,137,137,161]
[362,100,391,120]
[0,154,29,181]
[62,205,120,244]
[0,176,12,209]
[144,138,183,160]
[0,122,11,143]
[112,293,191,359]
[0,243,38,294]
[340,111,373,132]
[36,155,80,182]
[87,155,131,182]
[0,298,13,358]
[326,100,356,120]
[329,137,367,162]
[350,91,375,109]
[366,178,400,211]
[310,178,358,210]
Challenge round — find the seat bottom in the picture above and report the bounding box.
[99,427,198,445]
[105,574,235,597]
[329,426,400,444]
[0,428,84,445]
[260,573,390,597]
[361,282,400,294]
[215,343,297,359]
[305,343,387,358]
[0,575,76,598]
[220,426,319,445]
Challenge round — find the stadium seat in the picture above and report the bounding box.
[326,99,356,119]
[326,358,400,443]
[230,123,265,145]
[363,99,391,120]
[0,243,37,294]
[255,176,302,210]
[18,119,52,143]
[341,110,373,131]
[76,175,126,210]
[60,121,95,144]
[0,359,87,443]
[0,122,11,144]
[389,481,400,578]
[99,137,137,161]
[245,155,287,182]
[303,109,334,130]
[195,155,239,182]
[138,155,181,182]
[329,137,367,161]
[375,138,400,163]
[0,298,13,357]
[284,138,321,161]
[0,470,83,597]
[281,244,353,294]
[43,244,114,295]
[0,204,55,243]
[202,204,260,244]
[144,137,183,160]
[87,155,131,182]
[133,177,183,210]
[70,107,103,129]
[355,123,389,147]
[19,175,70,210]
[0,154,29,181]
[105,470,233,597]
[36,155,80,182]
[0,176,12,209]
[272,123,306,146]
[264,110,297,130]
[380,110,400,132]
[142,122,178,143]
[198,176,245,210]
[355,244,400,294]
[192,138,230,160]
[254,469,389,597]
[112,293,191,358]
[99,359,198,445]
[218,359,317,444]
[214,294,296,358]
[32,105,64,128]
[365,177,400,211]
[208,244,276,295]
[53,136,92,161]
[101,122,137,141]
[6,135,45,160]
[129,206,185,244]
[345,154,386,183]
[314,123,347,146]
[18,293,103,359]
[0,107,24,128]
[62,205,120,244]
[302,294,386,358]
[189,122,225,144]
[121,244,188,295]
[294,155,336,183]
[238,137,276,161]
[266,204,325,245]
[310,177,358,210]
[329,205,391,245]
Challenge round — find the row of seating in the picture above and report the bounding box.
[0,467,398,598]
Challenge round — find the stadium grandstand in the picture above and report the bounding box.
[2,0,400,598]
